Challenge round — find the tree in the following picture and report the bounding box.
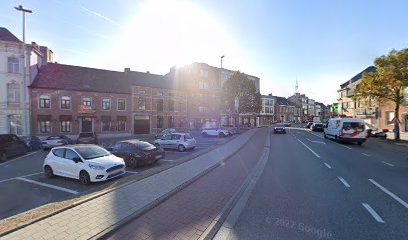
[222,71,262,124]
[354,49,408,140]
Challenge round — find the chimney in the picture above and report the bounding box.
[146,71,150,74]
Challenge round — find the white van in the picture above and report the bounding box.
[324,118,367,145]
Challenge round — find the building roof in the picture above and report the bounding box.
[340,66,376,89]
[274,96,292,106]
[0,27,21,43]
[30,63,175,93]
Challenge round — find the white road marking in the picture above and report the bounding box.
[337,176,351,188]
[126,170,138,174]
[336,144,352,150]
[362,203,385,223]
[295,138,321,158]
[382,161,394,167]
[369,179,408,208]
[16,177,79,195]
[306,138,326,144]
[324,163,332,169]
[362,153,370,157]
[308,131,325,139]
[0,151,40,166]
[0,172,43,183]
[162,159,174,162]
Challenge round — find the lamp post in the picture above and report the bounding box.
[15,5,32,136]
[221,55,224,69]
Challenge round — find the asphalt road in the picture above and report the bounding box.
[227,127,408,240]
[0,132,233,220]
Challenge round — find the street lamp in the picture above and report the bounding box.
[221,55,224,69]
[15,5,32,135]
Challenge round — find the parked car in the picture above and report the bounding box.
[108,140,165,168]
[154,133,197,152]
[155,128,177,139]
[76,132,98,144]
[311,123,324,132]
[42,135,73,150]
[201,128,232,137]
[324,118,367,145]
[366,129,388,139]
[20,136,43,151]
[306,121,314,129]
[0,134,28,162]
[283,122,291,127]
[273,123,286,134]
[43,144,126,185]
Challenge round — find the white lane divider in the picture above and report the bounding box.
[324,163,332,169]
[336,144,352,150]
[369,179,408,208]
[126,170,138,174]
[306,138,326,144]
[337,176,351,188]
[362,203,385,223]
[382,161,394,167]
[362,153,370,157]
[162,159,174,162]
[0,172,42,184]
[308,131,325,139]
[295,138,321,158]
[16,177,79,195]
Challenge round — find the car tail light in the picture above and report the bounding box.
[144,151,151,155]
[339,130,344,136]
[57,140,64,144]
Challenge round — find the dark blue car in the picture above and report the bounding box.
[20,136,43,151]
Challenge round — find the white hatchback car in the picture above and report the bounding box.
[43,145,126,185]
[201,128,232,137]
[153,133,196,152]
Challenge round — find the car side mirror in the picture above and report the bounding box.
[73,157,82,163]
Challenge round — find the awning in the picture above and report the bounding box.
[117,116,127,121]
[101,116,111,121]
[59,115,72,121]
[37,115,52,121]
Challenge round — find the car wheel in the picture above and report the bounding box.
[79,170,91,185]
[0,152,7,162]
[357,141,363,146]
[178,144,186,152]
[128,157,138,168]
[219,132,226,138]
[44,165,54,178]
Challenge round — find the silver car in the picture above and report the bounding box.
[42,135,72,150]
[153,133,196,152]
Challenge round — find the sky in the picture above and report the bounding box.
[2,0,408,104]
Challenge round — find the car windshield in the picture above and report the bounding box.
[74,146,111,160]
[276,124,285,127]
[79,133,94,137]
[184,134,193,139]
[47,136,62,140]
[315,124,323,127]
[138,142,155,150]
[343,122,365,131]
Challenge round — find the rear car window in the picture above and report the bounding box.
[137,142,155,150]
[52,148,66,158]
[79,133,94,137]
[184,134,193,139]
[47,136,62,140]
[343,122,365,131]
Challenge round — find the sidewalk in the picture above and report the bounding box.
[104,129,268,240]
[1,129,258,240]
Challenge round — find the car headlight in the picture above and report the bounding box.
[88,164,105,170]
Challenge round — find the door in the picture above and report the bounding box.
[134,116,150,134]
[169,134,181,149]
[63,149,82,178]
[51,148,66,176]
[160,134,172,149]
[81,118,93,132]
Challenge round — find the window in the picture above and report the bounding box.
[200,69,209,78]
[385,111,395,125]
[101,116,111,131]
[157,91,163,96]
[8,115,22,135]
[198,106,208,113]
[65,149,80,161]
[102,98,111,110]
[60,121,71,132]
[7,83,20,103]
[168,99,174,111]
[39,120,51,133]
[117,117,126,131]
[168,116,174,128]
[8,57,19,73]
[199,81,209,89]
[82,97,92,106]
[157,99,164,112]
[60,96,71,109]
[138,98,145,111]
[171,134,181,140]
[405,116,408,132]
[157,116,163,128]
[139,90,146,95]
[52,149,66,158]
[39,95,51,108]
[117,99,126,111]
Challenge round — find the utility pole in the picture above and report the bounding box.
[15,5,32,135]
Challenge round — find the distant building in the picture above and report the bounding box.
[259,94,275,125]
[288,93,315,121]
[273,96,295,122]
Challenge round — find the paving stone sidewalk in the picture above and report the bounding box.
[103,129,268,240]
[1,129,258,240]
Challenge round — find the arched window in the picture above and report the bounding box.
[7,82,20,103]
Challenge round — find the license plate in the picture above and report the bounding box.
[155,155,162,159]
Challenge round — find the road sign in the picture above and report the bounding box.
[392,117,400,124]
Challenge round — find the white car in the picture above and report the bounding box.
[43,145,126,184]
[201,128,232,137]
[153,133,196,152]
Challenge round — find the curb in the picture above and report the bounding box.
[94,129,259,240]
[200,129,271,240]
[0,134,239,237]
